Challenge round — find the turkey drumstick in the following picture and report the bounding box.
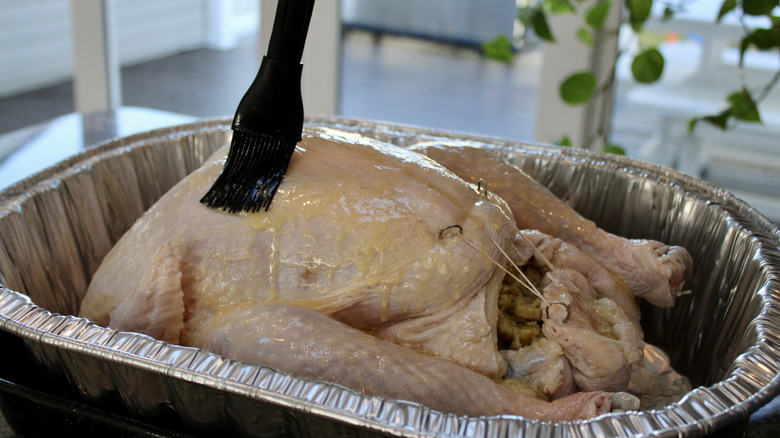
[412,143,693,308]
[199,303,635,420]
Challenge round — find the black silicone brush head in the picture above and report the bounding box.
[199,131,297,213]
[200,0,314,213]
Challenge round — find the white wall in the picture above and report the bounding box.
[341,0,516,47]
[113,0,209,63]
[206,0,258,50]
[0,1,75,97]
[0,0,211,97]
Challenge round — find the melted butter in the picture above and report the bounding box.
[354,246,377,276]
[380,284,390,323]
[326,264,336,288]
[212,128,512,319]
[267,229,280,302]
[437,259,450,276]
[242,140,413,234]
[400,296,411,314]
[247,214,273,231]
[422,250,438,270]
[451,285,463,301]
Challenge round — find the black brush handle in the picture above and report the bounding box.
[232,0,315,141]
[267,0,315,64]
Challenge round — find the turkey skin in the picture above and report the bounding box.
[80,127,658,420]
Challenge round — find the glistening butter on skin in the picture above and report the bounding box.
[79,127,692,420]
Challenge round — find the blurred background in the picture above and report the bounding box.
[0,0,777,222]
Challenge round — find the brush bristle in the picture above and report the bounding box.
[200,130,297,213]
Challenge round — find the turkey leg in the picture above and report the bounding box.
[197,303,637,420]
[413,143,692,308]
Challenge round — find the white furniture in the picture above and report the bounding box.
[623,1,780,222]
[340,0,517,48]
[0,0,214,98]
[534,4,623,150]
[70,0,121,112]
[0,107,196,190]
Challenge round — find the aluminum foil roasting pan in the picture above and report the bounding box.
[0,117,779,437]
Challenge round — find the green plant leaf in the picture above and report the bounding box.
[742,0,778,16]
[631,48,665,83]
[577,27,595,47]
[602,144,626,155]
[560,72,597,105]
[702,111,732,130]
[556,135,573,147]
[543,0,575,14]
[688,117,700,134]
[626,0,653,31]
[739,36,751,67]
[662,6,676,20]
[727,89,762,122]
[518,5,536,25]
[716,0,737,22]
[530,9,555,42]
[483,35,515,63]
[739,24,780,67]
[585,2,611,29]
[747,27,780,50]
[692,109,732,132]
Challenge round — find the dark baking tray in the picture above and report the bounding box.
[0,324,758,438]
[1,118,778,437]
[0,330,200,438]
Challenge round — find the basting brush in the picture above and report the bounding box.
[201,0,316,213]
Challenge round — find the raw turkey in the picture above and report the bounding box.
[411,142,693,308]
[79,127,684,420]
